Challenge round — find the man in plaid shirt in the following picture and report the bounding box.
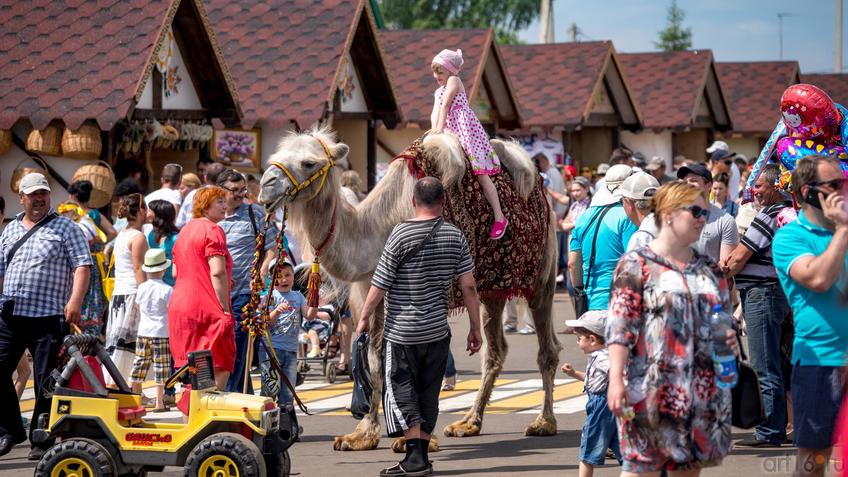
[0,173,91,459]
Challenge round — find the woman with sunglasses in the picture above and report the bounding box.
[104,194,149,388]
[606,181,738,476]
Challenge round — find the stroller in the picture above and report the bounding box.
[293,263,342,383]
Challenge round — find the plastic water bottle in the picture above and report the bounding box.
[710,304,738,389]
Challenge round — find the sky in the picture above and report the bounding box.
[518,0,847,74]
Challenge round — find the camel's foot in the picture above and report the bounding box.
[443,418,481,438]
[524,415,557,436]
[333,430,380,451]
[390,436,440,453]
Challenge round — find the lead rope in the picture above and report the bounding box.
[240,207,311,414]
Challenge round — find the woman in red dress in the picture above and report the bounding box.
[168,187,234,390]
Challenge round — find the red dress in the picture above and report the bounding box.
[168,218,235,372]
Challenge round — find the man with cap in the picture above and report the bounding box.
[677,163,739,264]
[591,163,610,196]
[0,173,91,458]
[569,165,637,315]
[616,173,660,251]
[644,156,675,185]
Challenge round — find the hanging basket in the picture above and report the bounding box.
[71,160,116,208]
[62,124,102,160]
[11,156,48,193]
[26,126,62,156]
[0,129,11,156]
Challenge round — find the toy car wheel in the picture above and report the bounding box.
[184,432,266,477]
[265,450,291,477]
[325,363,336,383]
[35,438,116,477]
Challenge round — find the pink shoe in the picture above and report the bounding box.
[490,218,508,240]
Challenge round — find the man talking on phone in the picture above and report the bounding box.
[357,177,481,477]
[773,155,848,477]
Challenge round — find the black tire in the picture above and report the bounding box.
[265,450,291,477]
[35,438,115,477]
[184,432,266,477]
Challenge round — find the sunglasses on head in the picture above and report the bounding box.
[810,178,847,191]
[681,204,709,219]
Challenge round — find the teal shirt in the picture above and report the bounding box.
[147,231,177,286]
[569,203,637,310]
[772,209,848,366]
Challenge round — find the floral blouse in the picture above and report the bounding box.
[606,246,733,470]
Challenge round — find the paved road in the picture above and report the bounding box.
[2,293,814,476]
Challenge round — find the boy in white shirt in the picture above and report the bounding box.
[561,311,621,477]
[129,249,174,411]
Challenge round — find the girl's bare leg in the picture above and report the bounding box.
[14,354,31,399]
[214,370,230,390]
[475,174,505,222]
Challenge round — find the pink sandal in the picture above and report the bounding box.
[490,218,508,240]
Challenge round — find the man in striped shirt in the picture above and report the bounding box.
[357,177,482,477]
[721,164,792,447]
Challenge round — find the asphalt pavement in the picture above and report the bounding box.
[1,292,820,476]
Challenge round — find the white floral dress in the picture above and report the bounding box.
[436,86,501,176]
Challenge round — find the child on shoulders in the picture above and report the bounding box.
[561,311,622,477]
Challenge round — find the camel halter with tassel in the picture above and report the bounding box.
[267,136,337,307]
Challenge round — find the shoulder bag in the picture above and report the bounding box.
[396,218,444,271]
[2,212,58,318]
[731,336,766,429]
[102,252,115,302]
[571,205,613,318]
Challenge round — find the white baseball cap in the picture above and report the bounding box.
[19,172,51,194]
[591,164,634,206]
[565,310,607,337]
[644,156,665,171]
[616,172,660,201]
[706,140,729,154]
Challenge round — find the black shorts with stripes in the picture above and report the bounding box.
[382,335,451,438]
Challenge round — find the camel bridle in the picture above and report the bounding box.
[268,136,336,201]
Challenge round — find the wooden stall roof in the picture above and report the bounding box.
[716,61,800,136]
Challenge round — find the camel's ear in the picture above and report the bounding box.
[332,143,350,162]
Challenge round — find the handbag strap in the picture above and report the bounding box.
[396,218,443,271]
[6,212,58,264]
[584,205,614,287]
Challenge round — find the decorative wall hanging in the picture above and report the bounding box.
[336,54,356,104]
[211,128,261,172]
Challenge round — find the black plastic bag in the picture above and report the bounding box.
[350,333,372,420]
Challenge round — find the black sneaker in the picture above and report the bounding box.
[735,437,782,448]
[27,446,46,461]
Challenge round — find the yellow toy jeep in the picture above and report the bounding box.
[32,334,296,476]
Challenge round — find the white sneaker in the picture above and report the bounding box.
[306,348,321,359]
[518,326,536,335]
[503,323,518,333]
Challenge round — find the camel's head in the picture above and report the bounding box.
[259,126,350,213]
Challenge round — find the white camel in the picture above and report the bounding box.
[258,127,561,452]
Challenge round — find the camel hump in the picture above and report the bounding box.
[490,139,536,200]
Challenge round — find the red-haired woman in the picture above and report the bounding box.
[169,187,234,392]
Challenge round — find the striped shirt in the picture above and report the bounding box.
[372,218,474,345]
[735,202,789,289]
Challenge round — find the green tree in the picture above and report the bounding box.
[654,0,692,51]
[377,0,539,44]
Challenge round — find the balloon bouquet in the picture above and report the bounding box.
[743,84,848,214]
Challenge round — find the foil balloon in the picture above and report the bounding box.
[780,84,842,140]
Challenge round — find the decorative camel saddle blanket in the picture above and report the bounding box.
[393,138,550,307]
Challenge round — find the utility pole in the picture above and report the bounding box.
[777,13,794,60]
[568,23,578,42]
[837,0,843,72]
[539,0,554,43]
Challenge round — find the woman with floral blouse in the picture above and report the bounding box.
[606,181,739,476]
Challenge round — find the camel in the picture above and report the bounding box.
[258,126,561,452]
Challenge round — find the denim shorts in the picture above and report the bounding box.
[792,364,845,449]
[579,392,621,466]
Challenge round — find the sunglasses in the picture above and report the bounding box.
[681,204,709,219]
[722,160,733,166]
[810,178,847,191]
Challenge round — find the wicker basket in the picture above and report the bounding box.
[71,160,116,208]
[26,127,62,156]
[0,129,11,156]
[11,156,48,193]
[61,124,102,160]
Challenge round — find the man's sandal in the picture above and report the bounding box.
[379,462,433,477]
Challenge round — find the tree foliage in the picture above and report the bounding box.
[655,0,692,52]
[377,0,540,44]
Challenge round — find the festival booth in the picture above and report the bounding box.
[207,0,400,189]
[618,50,732,166]
[501,41,641,171]
[0,0,241,217]
[377,28,521,179]
[716,61,801,159]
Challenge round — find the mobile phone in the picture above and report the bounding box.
[805,186,823,209]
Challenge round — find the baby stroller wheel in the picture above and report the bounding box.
[324,362,336,383]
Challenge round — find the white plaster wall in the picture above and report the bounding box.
[724,137,761,160]
[376,126,425,164]
[136,36,202,110]
[621,130,673,170]
[256,120,298,169]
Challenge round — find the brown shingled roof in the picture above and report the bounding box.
[619,50,731,130]
[207,0,400,129]
[803,73,848,107]
[716,61,800,136]
[382,29,489,127]
[502,41,618,129]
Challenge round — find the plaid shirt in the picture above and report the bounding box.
[0,210,92,317]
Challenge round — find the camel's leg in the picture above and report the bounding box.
[390,436,440,454]
[443,298,507,437]
[523,267,561,436]
[334,282,383,451]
